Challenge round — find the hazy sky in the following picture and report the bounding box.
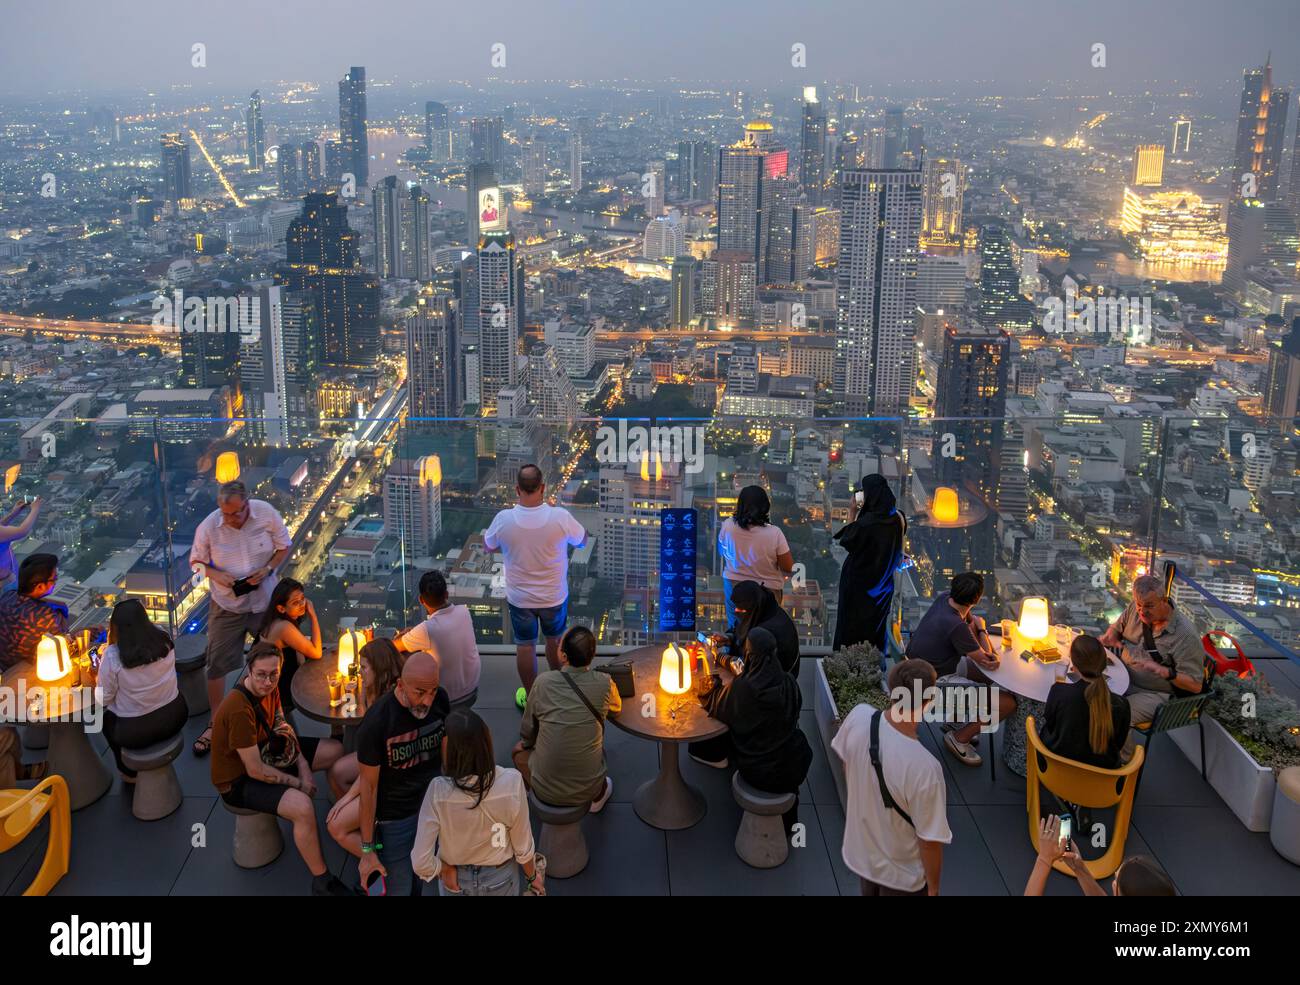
[2,0,1298,96]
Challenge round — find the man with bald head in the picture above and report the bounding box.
[355,649,449,895]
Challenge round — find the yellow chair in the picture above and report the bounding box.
[0,774,71,896]
[1025,717,1144,879]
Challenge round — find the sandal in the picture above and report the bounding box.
[192,724,213,757]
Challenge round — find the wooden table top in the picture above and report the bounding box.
[290,655,368,726]
[0,660,98,724]
[606,644,734,744]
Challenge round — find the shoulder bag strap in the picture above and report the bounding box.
[560,670,605,733]
[869,710,914,828]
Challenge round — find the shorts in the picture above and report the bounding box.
[508,600,567,644]
[206,604,264,680]
[219,736,321,814]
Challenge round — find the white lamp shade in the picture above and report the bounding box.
[338,629,365,675]
[659,643,692,695]
[36,634,73,682]
[1018,597,1050,641]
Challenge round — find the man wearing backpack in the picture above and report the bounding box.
[831,658,952,896]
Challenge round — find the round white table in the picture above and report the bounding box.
[979,627,1130,776]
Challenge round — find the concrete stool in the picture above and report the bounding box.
[22,722,50,750]
[222,800,284,868]
[121,733,184,821]
[529,791,590,878]
[1270,766,1300,865]
[174,634,209,717]
[732,773,795,869]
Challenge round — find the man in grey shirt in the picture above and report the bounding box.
[1100,574,1205,759]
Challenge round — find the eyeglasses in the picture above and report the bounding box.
[250,670,281,683]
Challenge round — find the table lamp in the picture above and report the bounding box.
[932,486,960,524]
[215,451,241,484]
[337,628,365,676]
[1018,597,1050,642]
[659,642,692,695]
[36,634,75,684]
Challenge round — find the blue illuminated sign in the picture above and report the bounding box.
[658,507,697,632]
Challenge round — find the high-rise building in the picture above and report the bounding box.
[245,90,265,172]
[522,136,546,196]
[470,117,505,175]
[760,174,797,284]
[277,143,302,198]
[1120,189,1228,266]
[799,87,827,205]
[301,141,322,192]
[670,256,696,328]
[159,133,191,206]
[933,326,1009,504]
[791,199,816,282]
[242,286,319,447]
[644,159,666,217]
[1291,122,1300,221]
[718,124,787,269]
[676,140,716,202]
[465,161,498,247]
[283,192,378,365]
[403,184,431,281]
[474,231,521,414]
[921,158,965,246]
[178,293,242,393]
[1263,319,1300,430]
[917,253,967,311]
[1171,118,1192,155]
[1233,56,1291,201]
[643,211,685,260]
[1225,198,1300,295]
[701,250,756,328]
[338,67,369,185]
[835,168,923,414]
[901,124,925,171]
[977,226,1036,331]
[569,129,584,192]
[882,106,905,169]
[1131,144,1165,187]
[383,456,443,558]
[407,296,461,420]
[373,178,431,280]
[324,139,346,182]
[528,345,579,427]
[425,101,451,161]
[597,459,688,581]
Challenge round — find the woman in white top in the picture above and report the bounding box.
[717,485,794,630]
[411,709,542,896]
[99,599,188,783]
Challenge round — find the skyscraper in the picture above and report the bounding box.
[425,101,451,161]
[799,87,827,205]
[159,133,191,206]
[373,176,403,279]
[383,457,443,558]
[469,117,505,175]
[245,90,265,171]
[1171,118,1192,155]
[645,159,666,217]
[977,226,1036,331]
[760,174,797,284]
[835,168,923,415]
[407,296,462,420]
[1224,198,1300,296]
[882,106,905,169]
[569,129,584,192]
[670,256,696,328]
[702,250,757,329]
[403,184,431,281]
[338,66,369,185]
[1233,57,1291,201]
[933,325,1009,505]
[522,135,546,196]
[717,128,767,258]
[283,192,378,365]
[474,231,521,414]
[301,141,322,192]
[242,286,319,448]
[178,292,242,393]
[1131,144,1165,187]
[277,143,302,198]
[465,161,498,246]
[1263,319,1300,430]
[921,158,965,246]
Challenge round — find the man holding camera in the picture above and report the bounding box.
[189,480,292,757]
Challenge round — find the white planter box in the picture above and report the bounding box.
[812,660,848,809]
[1169,715,1275,832]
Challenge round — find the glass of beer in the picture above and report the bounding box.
[327,673,345,708]
[1000,619,1015,650]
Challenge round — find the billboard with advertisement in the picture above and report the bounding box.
[477,186,505,232]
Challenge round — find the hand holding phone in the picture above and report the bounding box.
[1058,814,1072,850]
[365,870,386,896]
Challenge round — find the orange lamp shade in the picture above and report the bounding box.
[659,643,692,695]
[36,635,74,683]
[1018,597,1050,641]
[932,486,960,523]
[338,628,365,675]
[215,451,241,484]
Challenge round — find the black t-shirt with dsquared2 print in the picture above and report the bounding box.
[355,687,450,820]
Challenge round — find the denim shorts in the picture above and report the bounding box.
[439,858,520,896]
[508,600,567,643]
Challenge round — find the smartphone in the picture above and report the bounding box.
[854,490,865,507]
[365,870,386,896]
[1058,814,1072,849]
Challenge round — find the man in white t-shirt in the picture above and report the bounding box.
[831,658,952,895]
[395,569,482,709]
[483,465,588,705]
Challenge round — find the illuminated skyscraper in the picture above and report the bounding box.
[245,90,265,171]
[470,117,505,175]
[1120,189,1227,266]
[977,226,1035,331]
[425,101,451,161]
[373,177,402,279]
[569,128,584,192]
[835,168,923,414]
[799,87,827,205]
[1131,144,1165,186]
[1233,57,1291,201]
[645,159,666,217]
[1225,198,1300,295]
[474,231,521,414]
[1263,319,1300,430]
[338,66,368,185]
[407,296,462,420]
[373,178,431,280]
[301,141,322,192]
[159,133,191,205]
[522,135,546,196]
[933,325,1009,505]
[882,106,905,169]
[676,139,716,202]
[701,250,756,328]
[465,161,497,246]
[921,157,965,246]
[243,286,319,448]
[277,143,302,198]
[383,456,443,558]
[1171,118,1192,155]
[670,256,696,328]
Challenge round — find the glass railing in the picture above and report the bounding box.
[0,410,1294,665]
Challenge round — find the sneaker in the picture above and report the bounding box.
[515,686,527,710]
[590,777,614,814]
[939,722,979,746]
[943,731,983,767]
[311,874,357,897]
[690,752,729,769]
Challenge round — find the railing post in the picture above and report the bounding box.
[152,418,177,641]
[1146,415,1172,572]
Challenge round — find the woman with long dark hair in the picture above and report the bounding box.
[1039,634,1131,769]
[717,484,794,630]
[411,709,543,896]
[256,578,321,715]
[99,599,189,782]
[832,474,907,654]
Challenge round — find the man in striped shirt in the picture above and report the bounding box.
[188,481,292,757]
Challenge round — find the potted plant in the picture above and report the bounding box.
[1169,672,1300,832]
[814,643,889,807]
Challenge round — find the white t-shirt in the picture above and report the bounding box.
[483,504,587,609]
[831,704,952,892]
[98,643,179,718]
[718,518,790,591]
[399,604,481,703]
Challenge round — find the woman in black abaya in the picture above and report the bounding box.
[832,474,907,654]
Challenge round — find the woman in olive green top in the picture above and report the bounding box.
[512,626,620,809]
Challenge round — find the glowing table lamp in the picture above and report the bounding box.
[215,451,241,484]
[659,643,692,695]
[36,634,74,684]
[1018,597,1051,642]
[932,486,960,524]
[337,628,366,676]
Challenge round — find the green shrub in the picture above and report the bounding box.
[1205,672,1300,772]
[823,642,889,719]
